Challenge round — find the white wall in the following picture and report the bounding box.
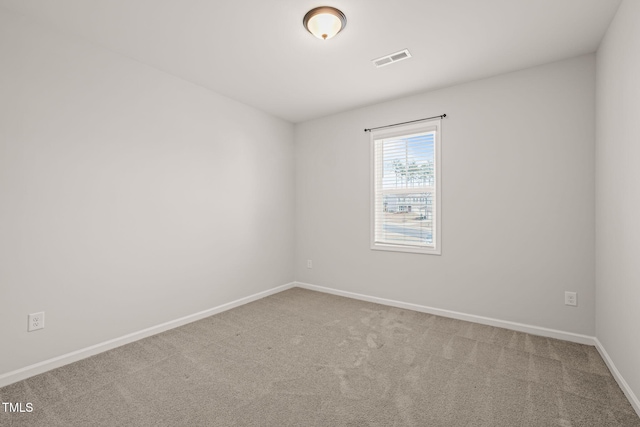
[596,0,640,404]
[0,9,294,376]
[296,55,596,335]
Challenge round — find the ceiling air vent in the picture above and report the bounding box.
[372,49,412,68]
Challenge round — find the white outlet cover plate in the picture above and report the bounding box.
[28,312,45,331]
[564,292,577,306]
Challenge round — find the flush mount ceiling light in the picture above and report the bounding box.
[303,6,346,40]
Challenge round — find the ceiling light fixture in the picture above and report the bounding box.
[303,6,346,40]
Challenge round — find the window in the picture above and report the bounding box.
[370,119,441,254]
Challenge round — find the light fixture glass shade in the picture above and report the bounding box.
[303,7,346,40]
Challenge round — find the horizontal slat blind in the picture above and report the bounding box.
[374,130,436,248]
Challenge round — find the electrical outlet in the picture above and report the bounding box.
[28,312,45,332]
[307,259,313,269]
[565,292,577,307]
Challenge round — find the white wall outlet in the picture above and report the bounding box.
[307,259,313,269]
[28,312,45,332]
[564,292,577,307]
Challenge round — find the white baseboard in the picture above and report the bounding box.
[295,281,596,345]
[0,282,297,388]
[594,338,640,417]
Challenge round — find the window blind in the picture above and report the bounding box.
[373,128,437,248]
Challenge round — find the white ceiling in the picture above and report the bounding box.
[0,0,621,123]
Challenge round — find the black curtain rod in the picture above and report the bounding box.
[364,114,447,132]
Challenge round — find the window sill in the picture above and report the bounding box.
[371,243,441,255]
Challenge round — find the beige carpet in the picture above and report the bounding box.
[1,287,639,426]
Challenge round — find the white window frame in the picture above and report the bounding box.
[370,119,442,255]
